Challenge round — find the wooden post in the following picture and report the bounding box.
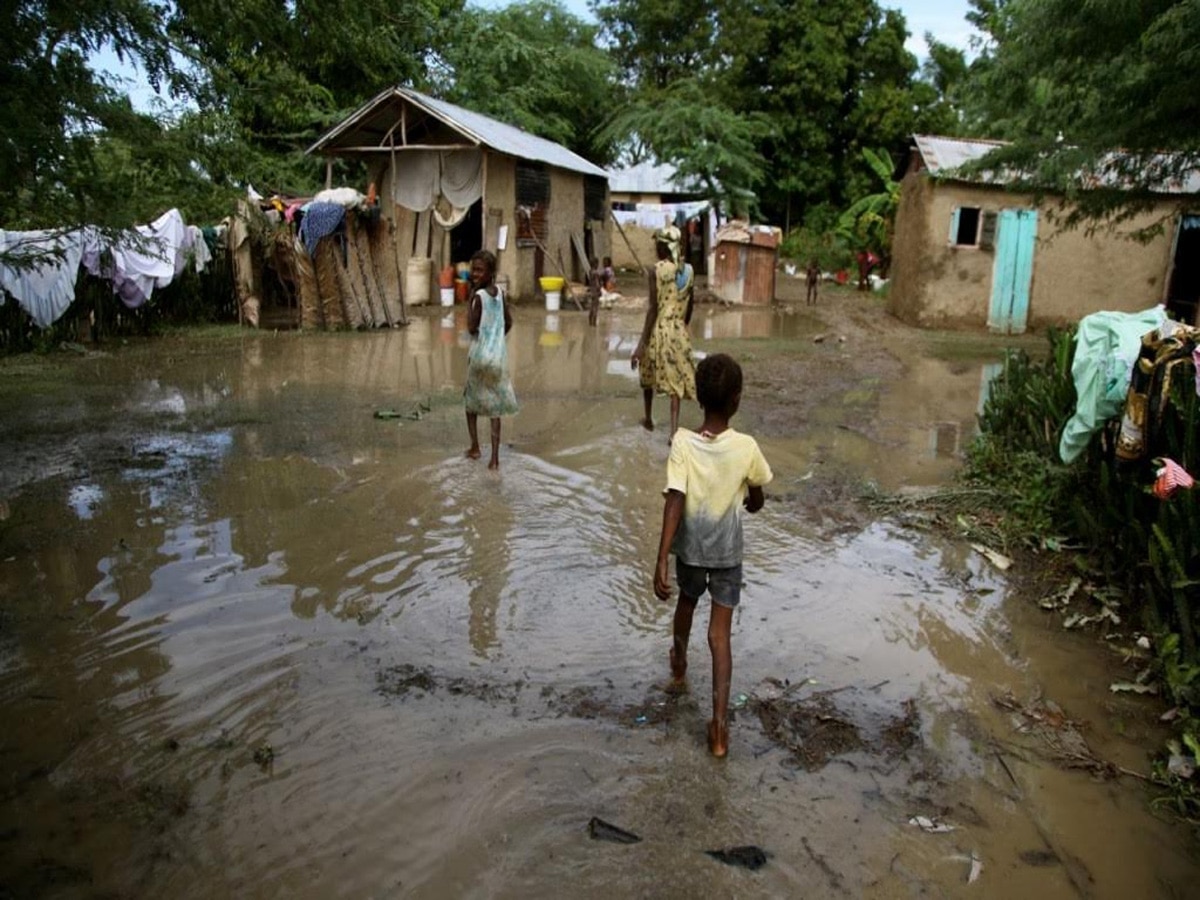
[610,210,648,273]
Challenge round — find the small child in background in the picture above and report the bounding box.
[588,256,602,326]
[653,353,772,758]
[601,256,616,293]
[806,258,820,306]
[463,249,518,470]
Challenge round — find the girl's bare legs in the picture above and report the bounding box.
[668,394,681,441]
[670,593,698,688]
[488,417,501,470]
[465,412,481,459]
[707,603,734,758]
[641,388,654,430]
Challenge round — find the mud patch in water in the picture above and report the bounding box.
[374,664,924,773]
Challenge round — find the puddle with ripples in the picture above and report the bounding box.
[0,305,1195,897]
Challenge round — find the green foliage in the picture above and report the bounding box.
[434,1,617,163]
[593,0,720,89]
[974,329,1076,457]
[964,325,1200,815]
[779,226,854,274]
[836,147,901,258]
[596,0,953,226]
[957,0,1200,226]
[1,0,178,228]
[596,77,772,218]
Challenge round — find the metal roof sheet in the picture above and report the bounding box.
[308,87,608,179]
[912,134,1200,194]
[607,160,703,194]
[913,135,1010,178]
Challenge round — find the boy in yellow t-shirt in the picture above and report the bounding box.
[653,353,773,758]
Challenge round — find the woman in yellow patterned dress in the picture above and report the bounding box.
[631,235,696,440]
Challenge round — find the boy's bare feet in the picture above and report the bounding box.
[487,458,499,470]
[640,418,654,431]
[707,719,729,759]
[465,447,481,460]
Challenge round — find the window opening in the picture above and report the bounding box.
[951,206,981,246]
[516,162,550,246]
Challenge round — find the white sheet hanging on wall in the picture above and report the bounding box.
[0,228,85,328]
[392,150,440,212]
[391,149,483,214]
[440,150,483,208]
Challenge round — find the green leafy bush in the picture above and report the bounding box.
[965,326,1200,810]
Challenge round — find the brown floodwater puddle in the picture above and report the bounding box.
[0,305,1195,897]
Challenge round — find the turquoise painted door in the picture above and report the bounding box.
[988,209,1038,334]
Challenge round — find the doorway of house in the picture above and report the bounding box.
[988,208,1038,334]
[448,199,484,268]
[1166,214,1200,324]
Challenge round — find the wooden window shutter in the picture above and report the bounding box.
[979,210,999,250]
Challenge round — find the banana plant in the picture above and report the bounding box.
[836,147,901,262]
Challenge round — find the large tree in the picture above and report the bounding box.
[595,0,946,227]
[168,0,466,196]
[957,0,1200,225]
[1,0,183,228]
[433,1,617,164]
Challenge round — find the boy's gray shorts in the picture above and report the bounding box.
[676,561,743,609]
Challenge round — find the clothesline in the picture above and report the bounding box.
[0,209,213,329]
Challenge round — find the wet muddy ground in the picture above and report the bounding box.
[1,278,1197,897]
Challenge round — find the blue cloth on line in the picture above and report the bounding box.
[299,202,346,258]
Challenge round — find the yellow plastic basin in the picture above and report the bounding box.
[538,276,565,292]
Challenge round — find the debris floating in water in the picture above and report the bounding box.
[908,815,955,833]
[704,845,768,870]
[587,817,641,844]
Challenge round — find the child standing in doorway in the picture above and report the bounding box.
[464,249,517,469]
[653,353,772,758]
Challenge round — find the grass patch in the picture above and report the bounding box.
[917,329,1046,363]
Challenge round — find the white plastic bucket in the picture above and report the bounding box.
[545,290,561,312]
[439,287,454,306]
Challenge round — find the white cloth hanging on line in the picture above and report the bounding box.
[440,150,483,208]
[81,208,189,308]
[0,229,86,328]
[391,149,483,212]
[391,150,441,212]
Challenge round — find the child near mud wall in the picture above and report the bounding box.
[463,249,517,470]
[653,353,773,758]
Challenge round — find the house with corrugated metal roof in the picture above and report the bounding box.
[607,160,715,274]
[307,87,610,307]
[890,135,1200,333]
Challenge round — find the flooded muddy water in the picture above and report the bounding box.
[1,302,1196,897]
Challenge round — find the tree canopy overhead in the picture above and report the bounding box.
[433,0,616,164]
[594,0,951,227]
[957,0,1200,224]
[11,0,1196,240]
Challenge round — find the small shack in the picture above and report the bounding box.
[710,221,780,305]
[889,134,1200,333]
[608,160,717,274]
[306,88,611,311]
